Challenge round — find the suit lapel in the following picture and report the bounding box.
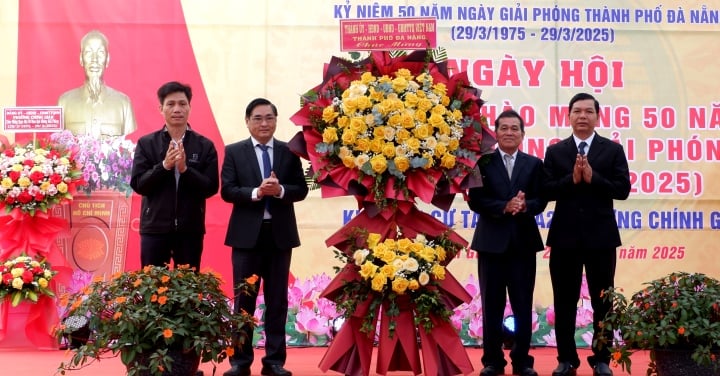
[242,139,263,183]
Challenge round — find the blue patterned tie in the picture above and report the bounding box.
[578,141,588,156]
[258,144,271,178]
[258,144,271,211]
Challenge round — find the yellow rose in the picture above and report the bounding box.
[372,125,385,139]
[11,267,23,278]
[392,278,410,294]
[405,137,421,152]
[342,155,355,168]
[11,164,22,172]
[371,274,387,292]
[397,238,412,252]
[431,264,446,280]
[342,97,359,114]
[355,138,371,153]
[435,246,447,262]
[1,177,13,189]
[415,110,427,123]
[428,112,445,128]
[413,124,431,139]
[369,154,387,174]
[367,233,382,248]
[337,116,350,128]
[322,127,338,143]
[58,157,70,166]
[387,114,402,127]
[417,72,433,84]
[341,129,358,145]
[441,95,450,106]
[380,250,396,265]
[380,264,396,279]
[38,277,49,288]
[438,123,451,136]
[393,156,410,172]
[395,129,411,143]
[369,138,383,154]
[369,87,385,102]
[396,68,413,80]
[357,96,373,111]
[349,117,367,134]
[452,109,463,121]
[322,106,339,123]
[400,113,415,128]
[440,153,456,169]
[359,261,378,279]
[392,76,409,93]
[18,176,31,188]
[30,165,43,173]
[57,181,68,193]
[360,71,376,84]
[381,142,395,158]
[420,246,436,262]
[436,143,448,155]
[448,138,460,151]
[417,98,433,113]
[433,82,448,96]
[404,92,419,107]
[408,279,420,290]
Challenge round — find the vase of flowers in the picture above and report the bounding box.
[55,264,257,376]
[598,271,720,375]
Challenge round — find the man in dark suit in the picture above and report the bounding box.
[468,109,547,376]
[221,98,309,376]
[544,93,630,376]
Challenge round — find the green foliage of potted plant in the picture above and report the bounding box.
[55,264,257,376]
[598,271,720,375]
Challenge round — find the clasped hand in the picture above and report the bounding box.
[573,154,592,184]
[258,171,281,198]
[505,190,526,215]
[164,141,187,173]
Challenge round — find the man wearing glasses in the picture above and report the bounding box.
[220,98,308,376]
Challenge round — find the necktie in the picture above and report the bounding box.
[578,141,588,156]
[258,144,271,211]
[258,144,271,178]
[504,154,514,178]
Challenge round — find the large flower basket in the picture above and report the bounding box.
[290,49,495,376]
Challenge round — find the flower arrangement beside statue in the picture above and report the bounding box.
[598,271,720,375]
[55,264,258,376]
[51,130,135,197]
[0,140,85,215]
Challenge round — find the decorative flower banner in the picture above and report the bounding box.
[290,49,495,375]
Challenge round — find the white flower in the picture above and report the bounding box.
[353,249,369,266]
[403,257,419,272]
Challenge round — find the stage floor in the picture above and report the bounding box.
[0,346,648,375]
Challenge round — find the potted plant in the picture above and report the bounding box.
[55,264,257,376]
[598,271,720,375]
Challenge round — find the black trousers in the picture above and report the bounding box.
[140,231,203,270]
[549,247,616,367]
[229,221,292,368]
[478,248,537,370]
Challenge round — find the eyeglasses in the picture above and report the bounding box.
[250,115,277,124]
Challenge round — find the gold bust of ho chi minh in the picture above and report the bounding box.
[58,30,137,137]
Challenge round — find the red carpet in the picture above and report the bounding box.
[0,346,648,375]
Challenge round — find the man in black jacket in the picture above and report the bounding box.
[130,81,219,270]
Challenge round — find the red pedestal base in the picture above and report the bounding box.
[0,300,56,350]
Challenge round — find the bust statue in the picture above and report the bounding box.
[58,30,137,137]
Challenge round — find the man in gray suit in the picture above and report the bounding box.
[221,98,308,376]
[544,93,630,376]
[468,109,547,376]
